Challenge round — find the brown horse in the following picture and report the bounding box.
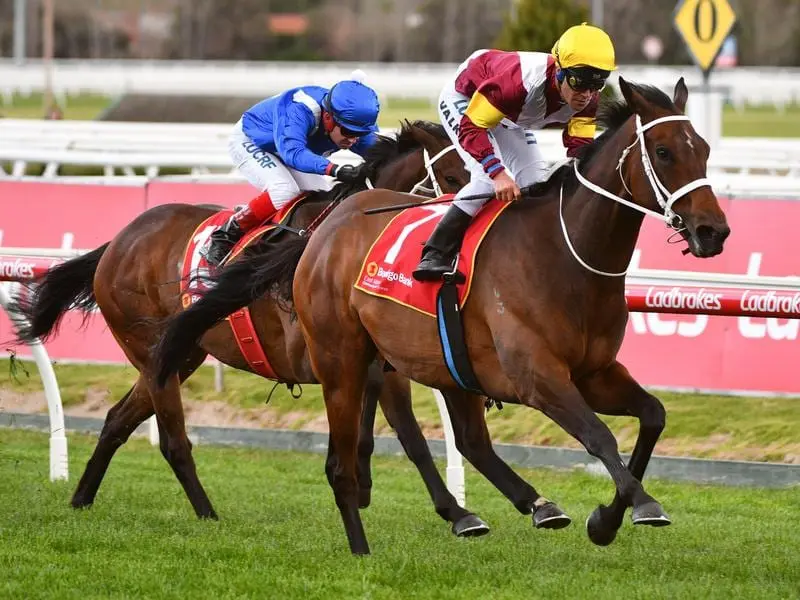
[13,120,493,536]
[159,78,730,554]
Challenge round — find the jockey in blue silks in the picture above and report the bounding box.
[205,73,381,266]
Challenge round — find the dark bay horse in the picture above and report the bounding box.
[13,121,491,536]
[162,77,730,554]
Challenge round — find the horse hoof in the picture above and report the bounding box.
[533,502,572,530]
[452,514,491,537]
[631,501,671,527]
[586,507,619,546]
[70,498,92,510]
[358,488,372,510]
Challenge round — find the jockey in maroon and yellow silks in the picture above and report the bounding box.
[414,23,617,282]
[454,50,598,174]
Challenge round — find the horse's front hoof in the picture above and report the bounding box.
[586,506,620,546]
[452,514,490,537]
[632,501,671,527]
[533,501,572,530]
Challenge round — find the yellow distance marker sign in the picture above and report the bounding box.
[674,0,737,76]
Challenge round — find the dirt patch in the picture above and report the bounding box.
[0,388,332,433]
[3,389,798,463]
[100,94,261,123]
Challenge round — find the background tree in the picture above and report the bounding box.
[494,0,587,53]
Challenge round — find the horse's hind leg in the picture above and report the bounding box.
[439,389,571,530]
[146,351,216,520]
[71,382,153,509]
[376,373,490,537]
[354,362,381,509]
[71,348,209,510]
[576,361,669,546]
[308,334,373,554]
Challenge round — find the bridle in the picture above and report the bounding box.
[560,114,712,277]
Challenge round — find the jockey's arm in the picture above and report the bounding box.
[274,103,335,175]
[458,92,509,179]
[563,95,599,158]
[455,66,526,179]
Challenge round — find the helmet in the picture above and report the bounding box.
[552,23,617,72]
[322,80,380,135]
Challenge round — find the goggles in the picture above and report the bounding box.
[564,67,609,92]
[337,123,368,138]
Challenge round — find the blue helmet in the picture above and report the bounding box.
[322,80,380,134]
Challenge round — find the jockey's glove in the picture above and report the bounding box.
[332,163,368,184]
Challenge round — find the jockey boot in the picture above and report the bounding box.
[412,204,474,282]
[204,198,270,267]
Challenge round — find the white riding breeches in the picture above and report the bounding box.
[438,86,549,216]
[228,118,335,208]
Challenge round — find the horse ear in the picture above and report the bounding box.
[673,77,688,113]
[618,76,634,107]
[618,76,646,115]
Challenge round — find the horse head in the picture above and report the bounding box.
[369,120,468,196]
[617,76,730,258]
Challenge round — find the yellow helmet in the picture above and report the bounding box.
[552,23,617,72]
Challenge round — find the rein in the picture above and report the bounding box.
[560,114,712,277]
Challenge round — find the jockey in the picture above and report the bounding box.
[412,23,617,281]
[204,73,381,266]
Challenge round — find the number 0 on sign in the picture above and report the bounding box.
[673,0,737,76]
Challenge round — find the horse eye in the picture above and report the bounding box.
[655,146,671,161]
[445,176,459,185]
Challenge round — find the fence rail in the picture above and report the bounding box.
[3,60,800,109]
[3,119,800,188]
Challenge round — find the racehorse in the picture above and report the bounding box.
[155,77,730,554]
[13,120,492,536]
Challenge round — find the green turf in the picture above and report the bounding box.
[0,428,797,600]
[3,93,800,137]
[3,359,799,463]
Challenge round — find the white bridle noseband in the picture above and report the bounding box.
[363,145,455,196]
[409,145,457,197]
[561,113,712,277]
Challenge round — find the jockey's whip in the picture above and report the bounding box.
[362,186,534,215]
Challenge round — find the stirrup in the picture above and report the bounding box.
[442,254,465,284]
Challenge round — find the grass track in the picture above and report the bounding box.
[0,429,797,599]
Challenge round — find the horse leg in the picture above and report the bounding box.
[308,334,373,555]
[71,382,152,508]
[523,364,664,546]
[355,363,381,509]
[71,348,209,510]
[440,389,571,530]
[576,361,669,546]
[377,374,490,537]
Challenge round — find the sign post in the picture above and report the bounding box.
[673,0,737,150]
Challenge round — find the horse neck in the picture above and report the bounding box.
[373,148,426,192]
[560,120,645,279]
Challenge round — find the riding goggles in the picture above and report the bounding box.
[564,66,610,92]
[337,123,369,138]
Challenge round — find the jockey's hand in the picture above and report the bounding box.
[332,163,368,184]
[493,170,521,203]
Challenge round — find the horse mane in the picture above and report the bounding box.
[521,82,677,200]
[300,119,447,206]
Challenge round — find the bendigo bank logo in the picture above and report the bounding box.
[366,262,379,277]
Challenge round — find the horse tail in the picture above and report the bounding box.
[153,234,310,388]
[11,242,110,343]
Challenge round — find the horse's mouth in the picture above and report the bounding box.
[683,223,730,258]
